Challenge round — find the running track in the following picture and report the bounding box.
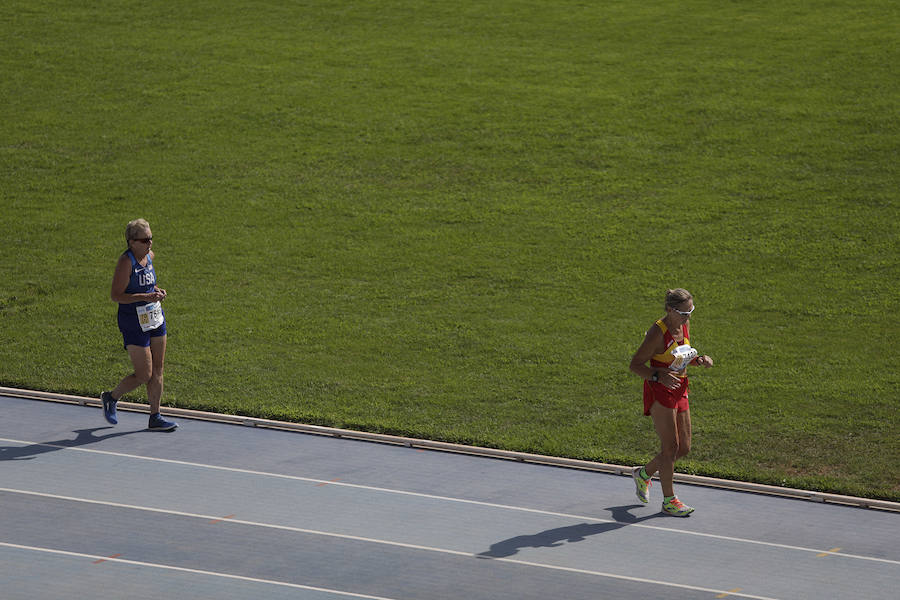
[1,392,897,599]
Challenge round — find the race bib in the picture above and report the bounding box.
[670,344,698,371]
[136,301,164,332]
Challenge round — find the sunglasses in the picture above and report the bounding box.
[672,305,695,317]
[133,237,153,244]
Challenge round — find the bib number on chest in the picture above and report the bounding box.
[136,301,164,332]
[670,344,698,371]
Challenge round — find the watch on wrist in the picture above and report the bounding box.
[650,370,659,382]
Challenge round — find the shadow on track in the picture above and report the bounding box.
[0,427,144,461]
[477,504,667,558]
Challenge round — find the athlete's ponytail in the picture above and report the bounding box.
[665,288,692,309]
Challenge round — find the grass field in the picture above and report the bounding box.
[1,1,898,501]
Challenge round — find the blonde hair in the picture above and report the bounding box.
[665,288,693,309]
[125,218,150,244]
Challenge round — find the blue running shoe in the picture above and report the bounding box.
[101,391,118,425]
[148,413,178,431]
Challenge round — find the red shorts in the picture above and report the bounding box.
[643,378,689,415]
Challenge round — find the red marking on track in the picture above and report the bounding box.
[316,478,340,487]
[92,553,121,564]
[208,514,236,524]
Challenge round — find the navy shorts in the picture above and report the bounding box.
[118,312,166,349]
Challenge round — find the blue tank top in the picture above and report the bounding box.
[118,250,158,317]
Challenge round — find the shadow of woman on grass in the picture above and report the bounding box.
[0,427,142,461]
[477,504,665,559]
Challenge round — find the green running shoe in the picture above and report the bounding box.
[662,496,694,517]
[632,467,651,503]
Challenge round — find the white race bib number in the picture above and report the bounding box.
[136,301,164,332]
[670,344,698,371]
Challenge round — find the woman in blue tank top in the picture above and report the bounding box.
[100,218,178,431]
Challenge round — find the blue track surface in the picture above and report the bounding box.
[1,395,897,599]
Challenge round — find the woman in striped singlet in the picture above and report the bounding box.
[629,288,713,516]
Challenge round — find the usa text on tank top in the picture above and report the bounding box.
[123,250,156,300]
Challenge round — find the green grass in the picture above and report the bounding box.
[1,1,898,501]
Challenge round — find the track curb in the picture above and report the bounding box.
[3,385,897,512]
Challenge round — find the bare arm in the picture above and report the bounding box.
[692,355,714,367]
[629,324,682,390]
[629,325,664,381]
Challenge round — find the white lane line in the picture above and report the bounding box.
[2,437,896,566]
[0,486,475,556]
[0,541,400,600]
[490,558,782,600]
[0,508,781,600]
